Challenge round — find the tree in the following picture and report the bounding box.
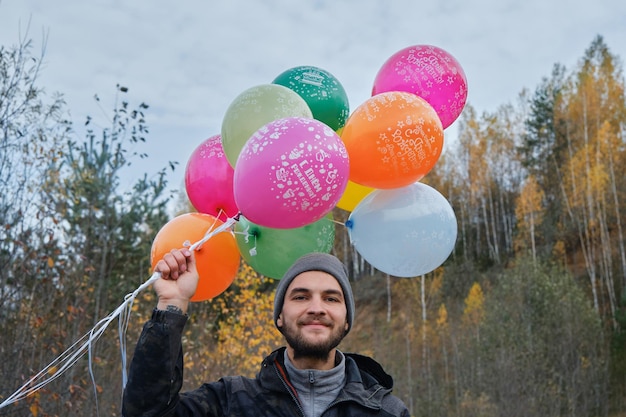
[511,66,571,265]
[0,71,176,416]
[51,87,173,318]
[478,258,608,417]
[0,33,72,417]
[40,86,175,415]
[558,35,626,325]
[428,101,523,268]
[515,174,545,264]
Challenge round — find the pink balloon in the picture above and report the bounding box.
[185,135,239,220]
[234,117,349,229]
[372,45,468,129]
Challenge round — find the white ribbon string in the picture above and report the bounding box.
[0,215,239,410]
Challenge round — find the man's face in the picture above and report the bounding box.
[276,271,349,361]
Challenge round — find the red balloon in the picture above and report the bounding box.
[185,135,238,221]
[150,213,240,301]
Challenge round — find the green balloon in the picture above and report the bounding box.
[221,84,313,167]
[273,66,349,131]
[235,214,336,279]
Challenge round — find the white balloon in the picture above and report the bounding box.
[346,182,457,277]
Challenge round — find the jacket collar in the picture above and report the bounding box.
[259,347,393,409]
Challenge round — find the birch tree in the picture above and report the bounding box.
[515,174,545,264]
[558,36,626,325]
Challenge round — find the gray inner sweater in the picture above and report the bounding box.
[283,350,347,417]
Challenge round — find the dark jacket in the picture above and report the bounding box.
[122,309,410,417]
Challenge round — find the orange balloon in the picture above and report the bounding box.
[336,180,375,212]
[150,213,240,301]
[341,91,444,189]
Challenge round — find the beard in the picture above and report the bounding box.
[280,318,347,361]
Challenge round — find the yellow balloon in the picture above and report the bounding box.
[336,180,375,212]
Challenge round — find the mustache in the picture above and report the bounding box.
[298,317,332,326]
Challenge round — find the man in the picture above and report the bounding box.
[122,249,410,416]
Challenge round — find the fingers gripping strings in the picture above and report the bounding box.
[0,214,240,410]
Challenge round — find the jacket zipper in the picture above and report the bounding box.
[274,360,306,417]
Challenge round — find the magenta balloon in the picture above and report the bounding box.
[372,45,468,129]
[234,117,349,229]
[185,135,239,220]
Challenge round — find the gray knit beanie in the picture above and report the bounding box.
[273,252,355,334]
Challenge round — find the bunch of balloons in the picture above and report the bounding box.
[152,45,466,300]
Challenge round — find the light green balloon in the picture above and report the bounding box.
[221,84,313,167]
[235,214,335,279]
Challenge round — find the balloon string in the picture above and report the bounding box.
[0,215,240,410]
[189,215,238,251]
[334,218,350,228]
[0,271,162,410]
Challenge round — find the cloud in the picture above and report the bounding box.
[1,0,625,202]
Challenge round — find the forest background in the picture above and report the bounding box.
[0,32,625,417]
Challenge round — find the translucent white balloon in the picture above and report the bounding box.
[346,182,457,277]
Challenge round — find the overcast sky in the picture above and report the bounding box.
[1,0,625,210]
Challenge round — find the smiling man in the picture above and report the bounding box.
[274,256,353,370]
[122,251,409,417]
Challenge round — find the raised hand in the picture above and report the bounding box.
[153,248,199,314]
